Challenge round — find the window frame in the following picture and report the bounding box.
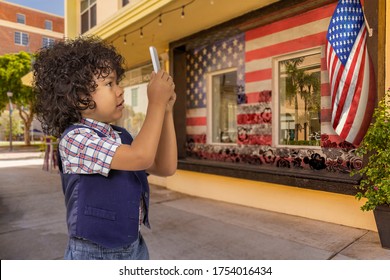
[80,0,97,34]
[44,20,53,30]
[16,13,25,24]
[14,31,29,46]
[206,67,238,145]
[42,37,55,48]
[272,47,322,149]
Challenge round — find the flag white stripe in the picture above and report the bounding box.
[333,26,365,133]
[186,108,207,118]
[345,48,371,142]
[245,58,272,73]
[245,80,272,94]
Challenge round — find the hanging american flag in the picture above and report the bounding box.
[326,0,375,145]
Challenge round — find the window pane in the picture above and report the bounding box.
[16,14,25,24]
[122,0,130,6]
[80,0,88,12]
[131,88,138,107]
[81,11,89,34]
[90,4,96,29]
[211,71,237,143]
[278,53,321,146]
[14,32,21,44]
[45,20,52,30]
[42,37,54,48]
[22,33,28,46]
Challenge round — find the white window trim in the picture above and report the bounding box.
[14,31,29,46]
[272,47,322,149]
[16,13,25,24]
[206,67,238,146]
[45,20,53,30]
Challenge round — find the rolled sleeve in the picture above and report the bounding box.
[59,128,121,177]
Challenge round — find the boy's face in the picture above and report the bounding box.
[81,70,125,123]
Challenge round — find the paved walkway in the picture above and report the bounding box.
[0,152,390,260]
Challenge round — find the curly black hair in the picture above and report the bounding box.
[33,36,125,137]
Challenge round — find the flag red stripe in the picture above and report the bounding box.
[332,29,366,129]
[245,4,335,41]
[338,31,367,139]
[329,55,344,111]
[186,117,206,126]
[321,108,332,122]
[245,68,272,83]
[351,59,376,145]
[237,113,273,125]
[321,83,330,96]
[246,32,327,62]
[321,57,327,71]
[246,92,259,103]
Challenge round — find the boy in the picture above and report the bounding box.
[33,36,177,259]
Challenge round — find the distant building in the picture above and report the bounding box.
[0,0,64,55]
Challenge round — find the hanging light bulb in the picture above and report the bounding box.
[181,6,185,19]
[123,35,127,44]
[210,0,214,4]
[140,27,143,38]
[158,14,162,26]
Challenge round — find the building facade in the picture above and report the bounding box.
[65,0,389,231]
[0,0,64,55]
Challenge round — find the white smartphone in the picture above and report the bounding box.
[149,46,161,72]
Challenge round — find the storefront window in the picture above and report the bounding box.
[277,51,321,146]
[208,70,237,144]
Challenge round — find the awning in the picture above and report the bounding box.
[21,71,33,87]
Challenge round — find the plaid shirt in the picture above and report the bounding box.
[59,118,121,177]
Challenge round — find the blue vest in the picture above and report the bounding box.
[58,124,150,249]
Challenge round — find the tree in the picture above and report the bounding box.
[282,57,304,141]
[282,58,320,142]
[0,51,36,145]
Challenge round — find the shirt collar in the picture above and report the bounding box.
[80,118,117,139]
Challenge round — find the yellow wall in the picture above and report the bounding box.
[149,170,377,231]
[96,0,118,26]
[387,0,390,91]
[65,0,78,38]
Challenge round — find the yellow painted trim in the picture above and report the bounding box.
[85,0,174,39]
[0,19,63,38]
[151,170,378,231]
[386,0,390,91]
[65,0,79,39]
[21,71,33,87]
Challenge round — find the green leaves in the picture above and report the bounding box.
[354,88,390,211]
[0,51,35,111]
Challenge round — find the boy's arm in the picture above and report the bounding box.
[147,109,177,176]
[110,71,174,171]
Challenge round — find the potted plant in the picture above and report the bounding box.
[354,87,390,249]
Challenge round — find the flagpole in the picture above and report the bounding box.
[362,7,373,37]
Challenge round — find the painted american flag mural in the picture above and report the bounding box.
[186,34,246,144]
[185,2,364,172]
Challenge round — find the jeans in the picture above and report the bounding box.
[64,234,149,260]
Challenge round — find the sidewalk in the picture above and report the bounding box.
[0,153,389,260]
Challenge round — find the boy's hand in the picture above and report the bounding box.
[166,92,176,112]
[147,70,175,107]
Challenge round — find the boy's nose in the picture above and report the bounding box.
[117,87,124,97]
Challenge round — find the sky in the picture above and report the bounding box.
[4,0,64,16]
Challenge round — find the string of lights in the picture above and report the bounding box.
[110,0,215,44]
